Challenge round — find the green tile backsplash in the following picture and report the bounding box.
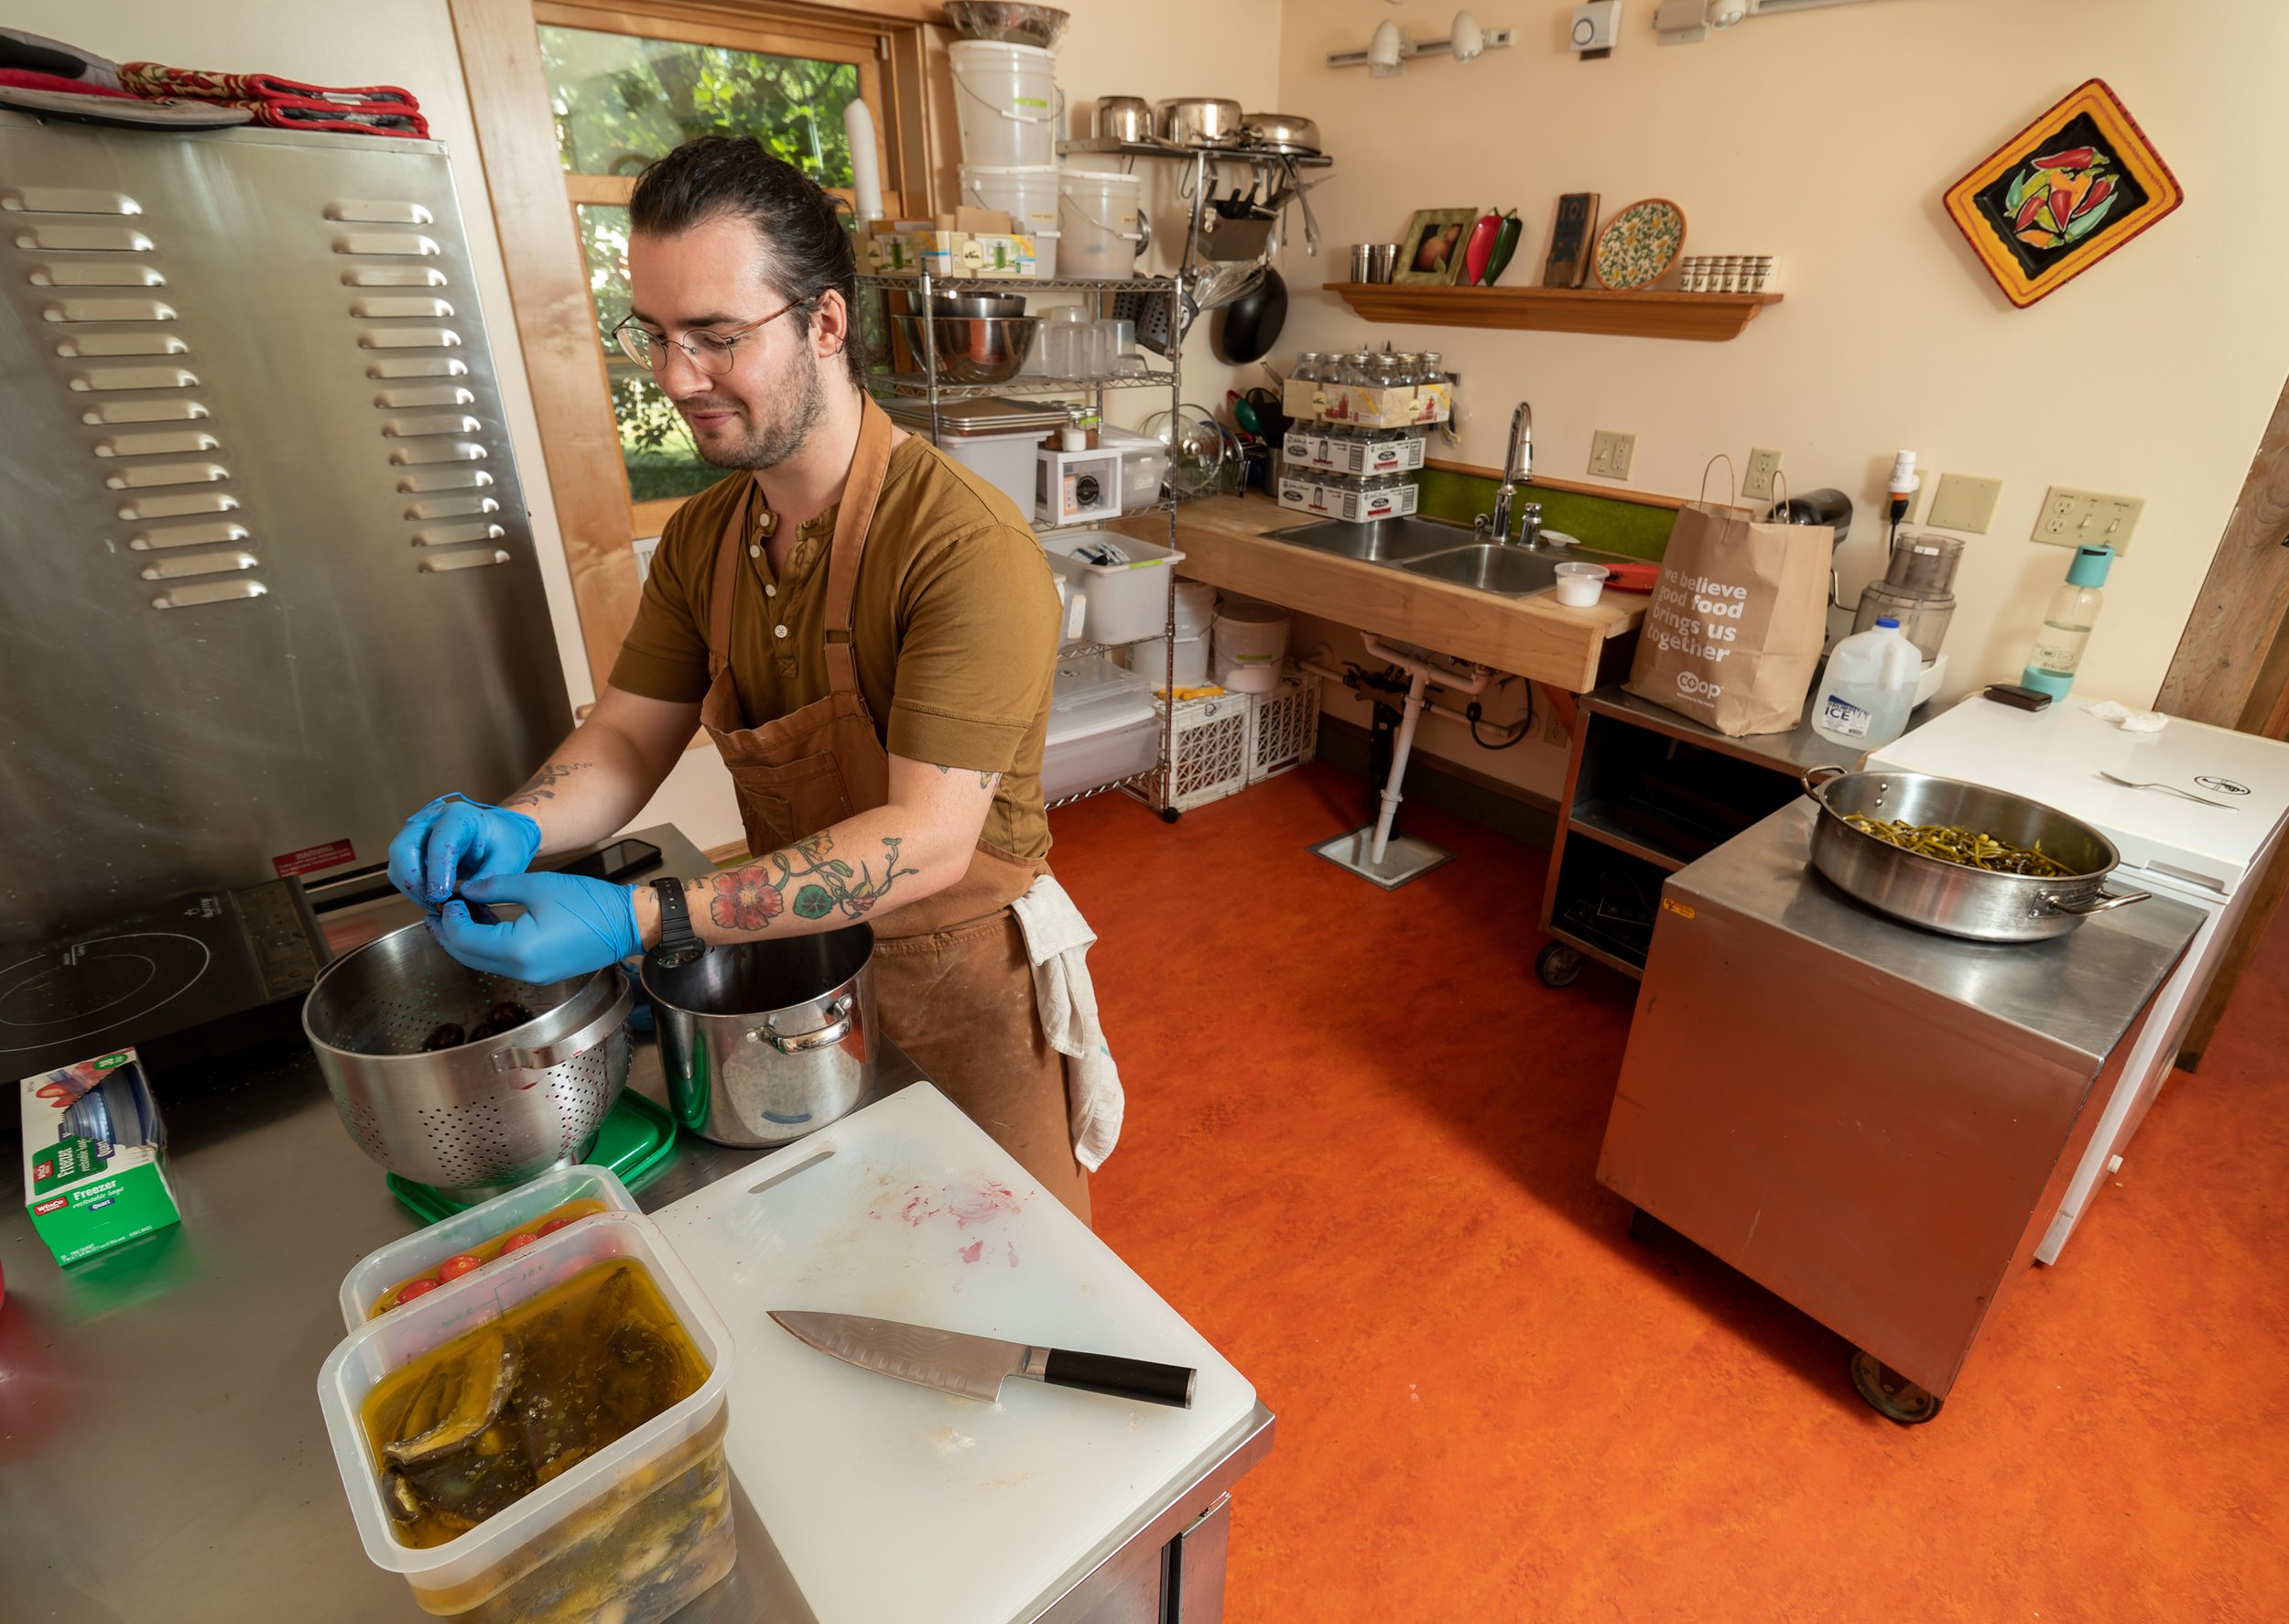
[1412,467,1677,560]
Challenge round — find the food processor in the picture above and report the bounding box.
[1851,527,1963,706]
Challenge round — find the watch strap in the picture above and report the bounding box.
[650,876,700,958]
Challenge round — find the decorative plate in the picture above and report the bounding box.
[1591,199,1687,291]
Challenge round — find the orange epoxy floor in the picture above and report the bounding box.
[1048,763,2289,1623]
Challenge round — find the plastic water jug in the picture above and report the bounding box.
[1810,617,1920,750]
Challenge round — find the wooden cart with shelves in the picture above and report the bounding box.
[1538,687,1861,986]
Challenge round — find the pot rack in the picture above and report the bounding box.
[1058,136,1334,285]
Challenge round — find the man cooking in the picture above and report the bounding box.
[386,136,1116,1220]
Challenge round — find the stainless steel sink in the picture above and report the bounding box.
[1397,538,1633,598]
[1264,514,1479,565]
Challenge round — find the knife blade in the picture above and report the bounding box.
[768,1310,1196,1409]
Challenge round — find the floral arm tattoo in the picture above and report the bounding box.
[705,830,921,933]
[502,762,590,812]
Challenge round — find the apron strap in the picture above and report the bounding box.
[702,479,754,681]
[823,395,897,697]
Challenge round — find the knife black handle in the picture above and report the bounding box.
[1041,1348,1196,1409]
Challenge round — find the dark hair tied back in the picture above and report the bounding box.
[628,135,862,384]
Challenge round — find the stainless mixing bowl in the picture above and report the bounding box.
[303,922,634,1200]
[893,312,1038,384]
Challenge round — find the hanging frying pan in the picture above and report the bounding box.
[1213,265,1286,364]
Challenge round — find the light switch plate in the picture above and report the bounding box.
[1589,429,1635,481]
[1927,472,2003,533]
[1742,446,1783,503]
[2034,485,2145,556]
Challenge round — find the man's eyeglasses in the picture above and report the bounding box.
[612,298,810,377]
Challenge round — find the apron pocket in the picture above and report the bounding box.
[733,752,857,853]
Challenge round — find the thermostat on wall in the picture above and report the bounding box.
[1572,0,1622,55]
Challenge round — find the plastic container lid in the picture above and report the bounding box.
[1877,615,1902,628]
[317,1210,732,1607]
[949,38,1054,62]
[349,1162,645,1331]
[1214,597,1290,627]
[1058,169,1144,191]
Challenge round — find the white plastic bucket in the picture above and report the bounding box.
[950,40,1058,168]
[1058,170,1145,281]
[960,164,1062,277]
[1212,598,1290,662]
[1172,579,1217,638]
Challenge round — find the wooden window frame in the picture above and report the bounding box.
[448,0,945,694]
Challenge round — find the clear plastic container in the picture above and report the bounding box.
[1552,561,1610,607]
[338,1164,642,1332]
[1810,617,1921,750]
[318,1211,734,1623]
[1040,529,1186,644]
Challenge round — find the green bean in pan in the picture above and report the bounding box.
[1841,814,2077,878]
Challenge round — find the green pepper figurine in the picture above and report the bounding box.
[1479,210,1523,287]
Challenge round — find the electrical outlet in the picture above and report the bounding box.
[1742,447,1783,503]
[1927,472,2003,533]
[1543,705,1571,747]
[2034,485,2146,556]
[1589,429,1636,481]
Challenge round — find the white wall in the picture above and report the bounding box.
[23,0,1283,855]
[1276,0,2289,800]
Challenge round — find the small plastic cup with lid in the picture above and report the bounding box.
[1552,561,1610,607]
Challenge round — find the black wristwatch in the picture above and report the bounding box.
[648,877,705,969]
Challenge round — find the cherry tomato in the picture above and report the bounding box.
[393,1278,439,1307]
[500,1231,538,1254]
[436,1252,484,1282]
[538,1218,574,1236]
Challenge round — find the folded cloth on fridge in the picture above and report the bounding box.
[117,60,429,136]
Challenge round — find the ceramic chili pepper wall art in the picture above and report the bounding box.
[1943,77,2183,308]
[1480,211,1523,287]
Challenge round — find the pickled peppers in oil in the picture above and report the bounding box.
[359,1260,707,1548]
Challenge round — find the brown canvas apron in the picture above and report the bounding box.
[695,398,1090,1221]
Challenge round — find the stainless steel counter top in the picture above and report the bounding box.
[0,828,1266,1622]
[1676,802,2208,1066]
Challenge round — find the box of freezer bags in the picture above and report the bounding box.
[21,1046,180,1265]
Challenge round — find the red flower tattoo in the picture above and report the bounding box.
[709,868,783,932]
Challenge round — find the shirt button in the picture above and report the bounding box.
[748,544,761,558]
[774,624,788,639]
[765,584,777,598]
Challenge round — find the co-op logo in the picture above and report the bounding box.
[2196,775,2251,796]
[1676,671,1724,698]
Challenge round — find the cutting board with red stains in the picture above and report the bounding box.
[650,1082,1256,1624]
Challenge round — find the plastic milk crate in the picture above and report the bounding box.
[1152,692,1250,814]
[1245,675,1319,784]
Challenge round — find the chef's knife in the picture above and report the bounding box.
[769,1310,1196,1409]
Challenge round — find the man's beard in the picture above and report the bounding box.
[685,355,827,471]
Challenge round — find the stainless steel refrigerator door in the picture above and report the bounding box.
[1,114,571,938]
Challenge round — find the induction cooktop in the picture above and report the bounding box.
[2,880,329,1079]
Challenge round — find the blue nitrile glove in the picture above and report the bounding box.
[387,795,544,906]
[431,871,642,984]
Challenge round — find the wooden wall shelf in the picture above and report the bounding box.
[1325,281,1783,341]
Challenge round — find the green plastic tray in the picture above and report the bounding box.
[385,1088,678,1225]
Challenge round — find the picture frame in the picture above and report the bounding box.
[1394,208,1479,287]
[1542,193,1600,288]
[1942,78,2184,309]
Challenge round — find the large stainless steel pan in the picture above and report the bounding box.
[1155,97,1243,147]
[1800,765,2149,943]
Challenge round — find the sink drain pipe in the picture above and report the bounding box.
[1318,634,1489,867]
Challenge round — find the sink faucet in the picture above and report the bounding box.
[1477,402,1542,547]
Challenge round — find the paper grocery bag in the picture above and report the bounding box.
[1625,498,1832,736]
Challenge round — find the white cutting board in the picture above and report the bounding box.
[651,1084,1256,1624]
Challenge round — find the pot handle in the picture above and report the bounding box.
[750,997,853,1055]
[2045,885,2152,916]
[1801,764,1849,799]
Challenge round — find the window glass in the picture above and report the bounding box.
[539,24,860,184]
[577,203,719,502]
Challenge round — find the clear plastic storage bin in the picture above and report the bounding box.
[337,1164,642,1332]
[1040,530,1186,645]
[318,1211,734,1624]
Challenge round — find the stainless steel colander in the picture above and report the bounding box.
[302,921,633,1200]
